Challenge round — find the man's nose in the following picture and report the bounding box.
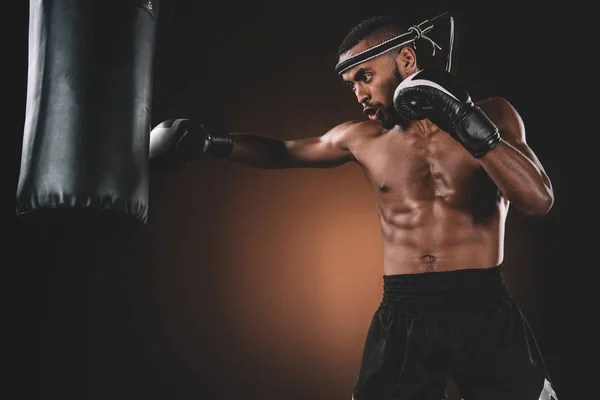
[355,86,370,104]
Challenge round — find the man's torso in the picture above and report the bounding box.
[346,102,508,275]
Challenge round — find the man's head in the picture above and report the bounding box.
[338,16,419,129]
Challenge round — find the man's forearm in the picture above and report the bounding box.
[479,140,554,216]
[228,133,294,169]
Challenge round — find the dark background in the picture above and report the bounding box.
[8,1,571,399]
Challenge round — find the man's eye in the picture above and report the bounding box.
[363,75,371,82]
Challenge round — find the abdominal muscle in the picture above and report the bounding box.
[378,197,504,275]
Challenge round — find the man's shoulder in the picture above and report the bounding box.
[330,119,382,137]
[321,119,382,149]
[474,96,521,121]
[474,96,515,114]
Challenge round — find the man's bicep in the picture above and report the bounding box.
[284,124,356,167]
[484,97,551,177]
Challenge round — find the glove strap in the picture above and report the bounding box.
[204,133,234,158]
[454,106,501,158]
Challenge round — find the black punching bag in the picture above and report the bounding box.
[16,0,160,226]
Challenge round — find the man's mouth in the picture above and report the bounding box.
[363,107,380,121]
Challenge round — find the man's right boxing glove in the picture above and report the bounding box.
[149,118,234,170]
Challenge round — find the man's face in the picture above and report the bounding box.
[339,41,404,129]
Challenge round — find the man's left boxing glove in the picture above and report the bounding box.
[149,118,234,170]
[393,69,501,158]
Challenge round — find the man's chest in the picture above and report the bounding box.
[353,130,485,198]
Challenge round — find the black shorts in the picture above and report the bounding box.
[352,265,558,400]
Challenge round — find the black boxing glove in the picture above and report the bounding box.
[393,69,501,158]
[149,118,234,170]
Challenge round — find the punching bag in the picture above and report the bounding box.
[16,0,160,226]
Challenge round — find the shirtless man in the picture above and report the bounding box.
[149,15,557,400]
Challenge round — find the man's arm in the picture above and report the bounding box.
[229,122,357,169]
[477,97,554,216]
[149,119,357,170]
[393,69,554,216]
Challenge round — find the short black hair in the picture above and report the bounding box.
[338,16,409,56]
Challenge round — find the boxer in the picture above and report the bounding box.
[150,14,557,400]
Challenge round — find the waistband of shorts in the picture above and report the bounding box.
[381,264,509,310]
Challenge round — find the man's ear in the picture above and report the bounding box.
[396,46,417,75]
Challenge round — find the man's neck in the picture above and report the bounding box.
[392,117,436,135]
